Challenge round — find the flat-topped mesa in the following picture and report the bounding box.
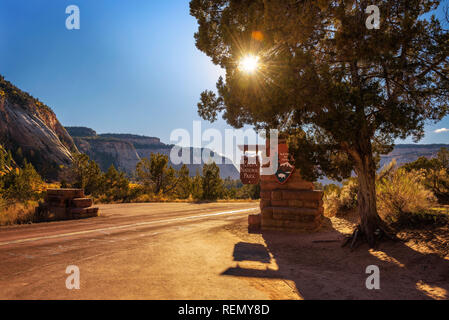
[37,188,99,221]
[259,170,324,232]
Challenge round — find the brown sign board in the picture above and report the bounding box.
[240,156,260,185]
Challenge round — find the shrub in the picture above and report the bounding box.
[402,148,449,203]
[69,153,103,196]
[2,161,44,202]
[0,200,38,226]
[324,179,358,216]
[133,193,154,203]
[376,167,437,225]
[101,166,130,202]
[201,162,223,200]
[191,170,203,200]
[324,159,439,227]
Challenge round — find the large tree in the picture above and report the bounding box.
[190,0,449,246]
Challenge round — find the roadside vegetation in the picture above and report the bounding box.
[63,153,260,204]
[0,145,46,225]
[322,148,449,230]
[0,148,259,225]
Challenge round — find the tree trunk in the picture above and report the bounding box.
[353,150,382,247]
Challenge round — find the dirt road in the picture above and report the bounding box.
[0,202,448,299]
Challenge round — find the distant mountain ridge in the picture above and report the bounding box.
[319,143,449,185]
[380,144,449,168]
[65,126,240,179]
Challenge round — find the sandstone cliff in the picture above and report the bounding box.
[66,127,240,179]
[72,136,141,174]
[0,76,77,179]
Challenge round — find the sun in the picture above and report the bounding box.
[238,55,260,74]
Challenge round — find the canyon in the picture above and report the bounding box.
[65,127,240,179]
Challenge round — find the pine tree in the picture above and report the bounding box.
[2,160,43,202]
[175,164,192,199]
[191,169,203,200]
[102,165,130,202]
[202,162,223,200]
[70,153,102,195]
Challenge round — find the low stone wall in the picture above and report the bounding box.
[36,189,99,221]
[260,171,324,231]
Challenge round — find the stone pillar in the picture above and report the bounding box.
[260,171,324,232]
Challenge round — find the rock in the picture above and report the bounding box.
[37,189,98,221]
[71,198,93,208]
[47,188,84,198]
[259,199,271,210]
[248,214,262,232]
[281,190,323,201]
[0,76,77,179]
[73,136,140,174]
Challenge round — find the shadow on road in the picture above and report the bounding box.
[232,242,271,263]
[221,219,449,299]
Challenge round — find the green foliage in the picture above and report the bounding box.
[64,153,132,202]
[63,152,252,203]
[235,184,260,200]
[377,166,437,225]
[2,160,43,202]
[70,153,103,196]
[0,143,44,224]
[136,153,179,194]
[174,164,192,199]
[324,160,440,228]
[0,145,15,178]
[324,179,358,216]
[323,184,341,196]
[201,162,223,200]
[402,148,449,203]
[101,165,130,202]
[191,169,203,200]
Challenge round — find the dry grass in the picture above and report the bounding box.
[94,192,259,204]
[323,164,445,230]
[377,168,438,225]
[0,200,38,226]
[324,179,358,217]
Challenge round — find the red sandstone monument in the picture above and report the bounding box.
[241,140,324,232]
[36,189,99,222]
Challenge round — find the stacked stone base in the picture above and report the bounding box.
[36,189,99,221]
[260,172,323,232]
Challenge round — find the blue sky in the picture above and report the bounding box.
[0,0,229,142]
[0,0,448,151]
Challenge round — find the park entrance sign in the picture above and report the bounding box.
[240,155,260,185]
[239,144,261,185]
[240,140,324,232]
[274,141,294,184]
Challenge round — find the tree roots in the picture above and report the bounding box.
[342,224,398,250]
